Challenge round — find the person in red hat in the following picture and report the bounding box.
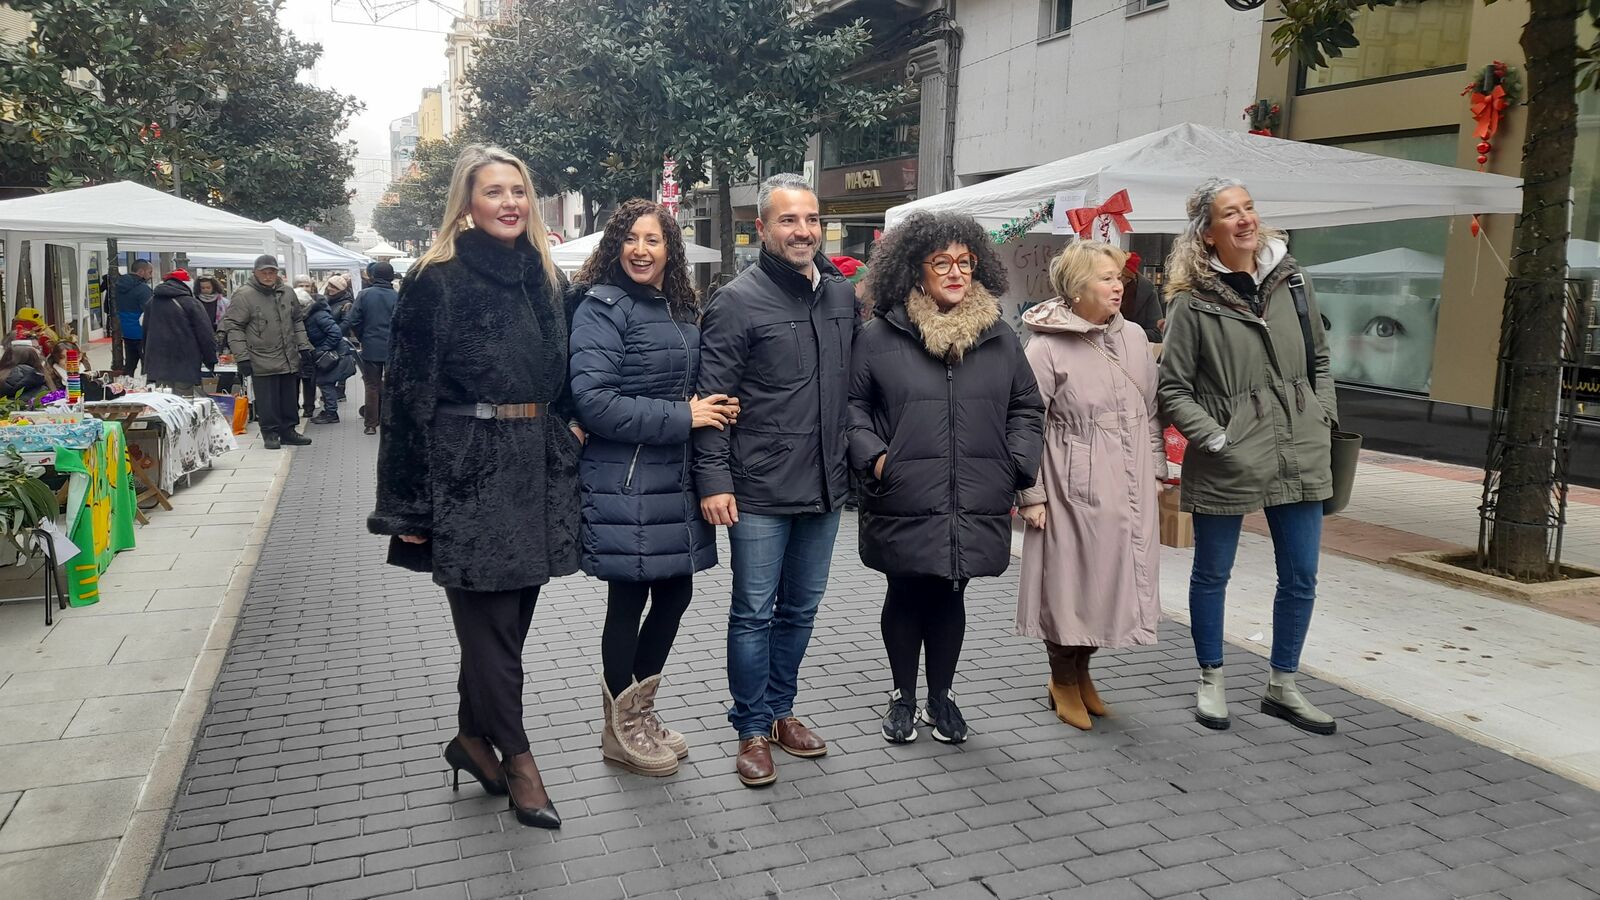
[1120,251,1165,344]
[830,255,871,313]
[142,267,217,396]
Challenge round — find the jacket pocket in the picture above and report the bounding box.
[751,321,815,384]
[739,441,790,478]
[1066,436,1094,505]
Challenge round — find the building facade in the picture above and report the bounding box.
[417,87,445,144]
[389,114,419,180]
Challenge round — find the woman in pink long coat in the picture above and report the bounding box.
[1016,240,1166,731]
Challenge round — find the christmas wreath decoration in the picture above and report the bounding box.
[1244,99,1282,137]
[1463,61,1521,170]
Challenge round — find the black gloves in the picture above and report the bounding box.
[236,360,253,378]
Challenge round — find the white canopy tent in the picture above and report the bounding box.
[185,219,371,289]
[0,181,296,338]
[549,231,723,272]
[1305,248,1445,278]
[884,122,1525,234]
[365,241,404,259]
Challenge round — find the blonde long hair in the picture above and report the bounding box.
[415,144,561,294]
[1164,177,1285,299]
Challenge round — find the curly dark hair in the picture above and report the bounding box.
[863,211,1008,316]
[574,199,699,319]
[194,276,224,295]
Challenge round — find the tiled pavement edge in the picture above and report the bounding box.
[141,414,1600,900]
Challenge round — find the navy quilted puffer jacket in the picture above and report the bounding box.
[568,281,716,582]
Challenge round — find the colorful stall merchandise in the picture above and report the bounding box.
[53,422,138,606]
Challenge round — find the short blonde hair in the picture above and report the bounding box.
[1048,240,1127,303]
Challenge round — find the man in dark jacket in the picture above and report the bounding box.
[347,262,399,435]
[221,255,314,450]
[693,174,856,787]
[142,269,218,395]
[116,261,154,375]
[1122,252,1165,344]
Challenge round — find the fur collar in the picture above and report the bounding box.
[1190,252,1299,314]
[455,226,547,288]
[903,283,1002,362]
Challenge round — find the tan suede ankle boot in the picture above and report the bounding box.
[1045,642,1091,730]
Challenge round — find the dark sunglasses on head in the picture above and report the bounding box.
[922,253,977,276]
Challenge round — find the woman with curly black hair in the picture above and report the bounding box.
[568,199,740,776]
[848,211,1045,744]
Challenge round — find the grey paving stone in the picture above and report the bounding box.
[136,417,1600,900]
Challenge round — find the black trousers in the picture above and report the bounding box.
[600,576,694,698]
[252,373,301,438]
[361,361,385,429]
[882,576,969,701]
[300,374,316,415]
[446,585,541,756]
[122,339,143,375]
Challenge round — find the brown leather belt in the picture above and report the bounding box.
[436,402,545,420]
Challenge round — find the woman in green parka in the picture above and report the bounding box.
[1156,177,1339,736]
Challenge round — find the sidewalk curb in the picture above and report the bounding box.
[92,445,297,900]
[1160,606,1600,792]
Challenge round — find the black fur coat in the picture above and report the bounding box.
[368,227,581,592]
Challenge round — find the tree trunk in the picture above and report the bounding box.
[1487,0,1580,579]
[107,240,124,373]
[715,163,735,279]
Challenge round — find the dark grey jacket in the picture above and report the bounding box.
[348,283,399,362]
[143,279,218,386]
[1125,274,1165,344]
[692,251,856,515]
[847,302,1044,580]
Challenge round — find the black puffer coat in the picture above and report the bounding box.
[847,290,1045,580]
[368,228,580,592]
[143,279,218,386]
[692,250,857,514]
[568,281,715,582]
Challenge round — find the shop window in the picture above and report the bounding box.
[1291,131,1456,394]
[822,105,921,169]
[1300,0,1471,92]
[1569,19,1600,408]
[1045,0,1073,35]
[759,154,805,181]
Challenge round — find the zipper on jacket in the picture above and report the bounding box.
[947,364,959,587]
[1293,378,1306,412]
[624,443,643,489]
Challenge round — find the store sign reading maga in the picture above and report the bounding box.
[844,169,883,191]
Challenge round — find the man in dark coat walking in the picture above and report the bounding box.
[221,255,314,450]
[693,174,857,787]
[115,260,154,375]
[347,261,399,435]
[142,269,218,395]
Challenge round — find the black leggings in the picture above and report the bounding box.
[882,576,969,701]
[601,576,694,698]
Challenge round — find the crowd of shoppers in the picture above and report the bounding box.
[367,145,1342,830]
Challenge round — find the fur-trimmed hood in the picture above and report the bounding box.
[891,283,1003,362]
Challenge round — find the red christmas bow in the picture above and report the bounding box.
[1065,190,1134,240]
[1467,85,1508,141]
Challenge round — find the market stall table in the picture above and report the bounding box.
[85,393,238,505]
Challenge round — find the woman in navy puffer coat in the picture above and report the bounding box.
[568,199,739,774]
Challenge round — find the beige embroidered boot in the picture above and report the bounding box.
[600,675,679,776]
[635,675,688,759]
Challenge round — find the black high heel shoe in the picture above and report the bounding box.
[502,761,561,829]
[443,737,507,796]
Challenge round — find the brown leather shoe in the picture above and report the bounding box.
[770,716,828,758]
[736,736,777,787]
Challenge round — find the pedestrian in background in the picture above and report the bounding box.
[194,276,230,331]
[142,268,218,396]
[323,274,358,402]
[348,261,399,435]
[116,260,153,375]
[369,143,578,829]
[222,256,313,450]
[1016,241,1165,732]
[693,173,855,788]
[303,287,353,424]
[1158,177,1339,735]
[0,344,55,404]
[1120,251,1166,344]
[848,212,1043,745]
[292,277,320,419]
[568,198,738,777]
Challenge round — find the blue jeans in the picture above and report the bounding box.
[726,510,841,738]
[1189,500,1322,673]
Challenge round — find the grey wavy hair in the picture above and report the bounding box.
[1164,176,1284,299]
[757,173,813,219]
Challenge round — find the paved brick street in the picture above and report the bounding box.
[141,415,1600,900]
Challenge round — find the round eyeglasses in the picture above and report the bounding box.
[922,253,977,276]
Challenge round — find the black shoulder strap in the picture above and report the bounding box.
[1287,273,1317,389]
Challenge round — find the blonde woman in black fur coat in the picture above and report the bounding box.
[369,144,580,830]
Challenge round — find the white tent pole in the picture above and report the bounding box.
[2,232,20,321]
[28,237,46,312]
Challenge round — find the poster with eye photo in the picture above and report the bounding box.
[1305,249,1443,395]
